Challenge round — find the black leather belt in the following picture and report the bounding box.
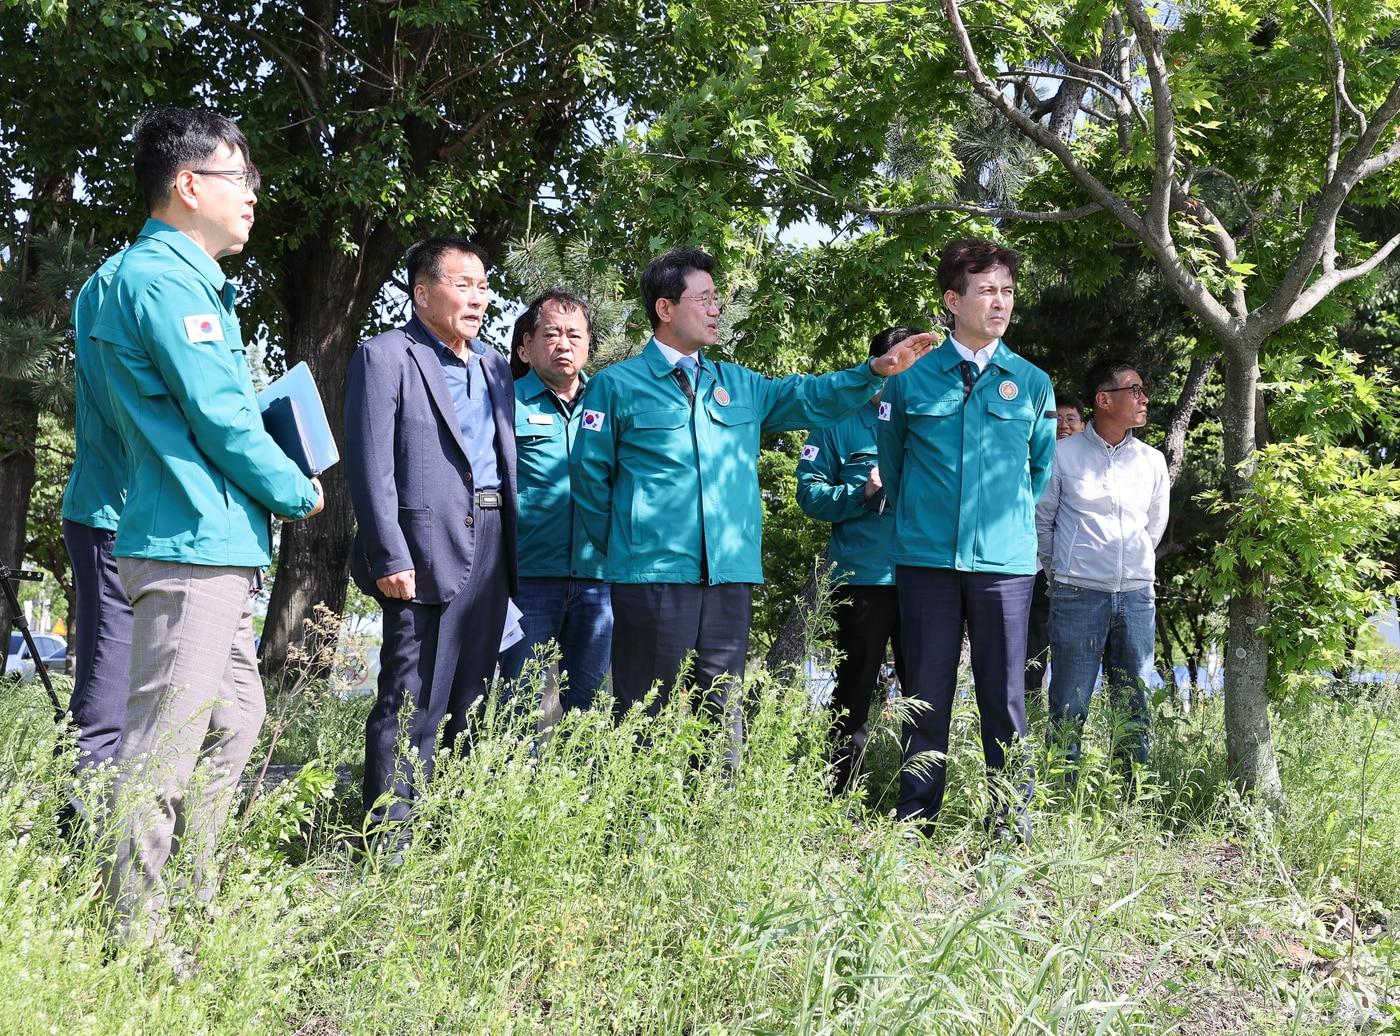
[475,489,503,510]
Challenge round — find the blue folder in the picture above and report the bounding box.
[257,361,340,478]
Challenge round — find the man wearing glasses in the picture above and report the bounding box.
[1036,359,1169,791]
[570,248,933,766]
[345,235,516,847]
[93,107,324,942]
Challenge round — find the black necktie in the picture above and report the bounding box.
[959,359,979,403]
[673,366,696,406]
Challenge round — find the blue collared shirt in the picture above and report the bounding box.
[427,328,500,490]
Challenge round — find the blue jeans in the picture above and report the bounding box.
[1047,583,1155,782]
[499,577,613,713]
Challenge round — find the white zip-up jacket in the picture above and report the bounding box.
[1036,423,1169,592]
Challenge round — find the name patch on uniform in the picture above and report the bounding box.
[528,413,555,425]
[182,314,223,343]
[799,444,820,461]
[878,401,892,421]
[998,380,1019,400]
[581,409,605,431]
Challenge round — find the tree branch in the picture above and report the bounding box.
[184,8,332,142]
[1283,231,1400,324]
[852,199,1106,221]
[1172,185,1248,318]
[1249,76,1400,334]
[438,87,578,159]
[994,68,1148,133]
[1304,0,1367,136]
[1162,354,1217,484]
[942,0,1239,342]
[1120,0,1177,244]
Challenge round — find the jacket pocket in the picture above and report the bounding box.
[632,408,690,430]
[985,398,1035,422]
[398,505,434,574]
[705,404,757,425]
[908,395,961,419]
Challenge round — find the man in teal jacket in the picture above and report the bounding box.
[93,107,324,941]
[877,238,1056,839]
[571,248,933,764]
[500,288,612,713]
[797,325,917,795]
[60,248,133,812]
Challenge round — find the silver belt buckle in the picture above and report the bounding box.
[476,489,502,510]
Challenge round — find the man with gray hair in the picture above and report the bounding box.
[346,235,517,846]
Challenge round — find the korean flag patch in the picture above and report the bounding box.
[799,444,820,462]
[878,401,892,421]
[581,409,606,431]
[182,314,223,344]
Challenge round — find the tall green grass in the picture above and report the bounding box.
[0,670,1395,1033]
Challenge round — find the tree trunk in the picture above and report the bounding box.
[1218,347,1285,805]
[1154,606,1177,697]
[0,392,39,648]
[1048,80,1089,141]
[257,226,401,682]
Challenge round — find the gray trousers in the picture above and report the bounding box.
[103,559,264,941]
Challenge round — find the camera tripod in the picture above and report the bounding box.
[0,562,65,721]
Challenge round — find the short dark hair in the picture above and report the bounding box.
[133,107,254,211]
[936,238,1020,296]
[1055,392,1084,418]
[510,288,593,379]
[405,235,490,291]
[1084,359,1140,404]
[508,312,532,381]
[869,325,921,359]
[640,248,715,330]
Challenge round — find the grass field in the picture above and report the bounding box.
[0,666,1396,1034]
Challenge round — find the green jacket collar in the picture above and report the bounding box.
[136,218,229,295]
[517,367,588,403]
[642,337,713,379]
[934,335,1028,376]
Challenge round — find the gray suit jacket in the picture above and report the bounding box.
[345,315,518,605]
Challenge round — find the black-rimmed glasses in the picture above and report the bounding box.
[1100,384,1148,399]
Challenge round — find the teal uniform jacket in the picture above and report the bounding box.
[514,368,605,580]
[61,249,128,531]
[92,219,317,567]
[796,403,895,586]
[877,337,1056,575]
[570,339,886,585]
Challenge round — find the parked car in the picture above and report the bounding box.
[4,631,68,683]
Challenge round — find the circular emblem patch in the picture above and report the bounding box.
[998,380,1019,400]
[714,386,731,406]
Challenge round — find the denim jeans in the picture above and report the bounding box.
[499,577,613,713]
[1046,583,1154,781]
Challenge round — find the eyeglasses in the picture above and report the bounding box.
[190,168,262,192]
[1100,384,1148,400]
[674,293,722,310]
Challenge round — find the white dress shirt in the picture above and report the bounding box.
[950,335,999,371]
